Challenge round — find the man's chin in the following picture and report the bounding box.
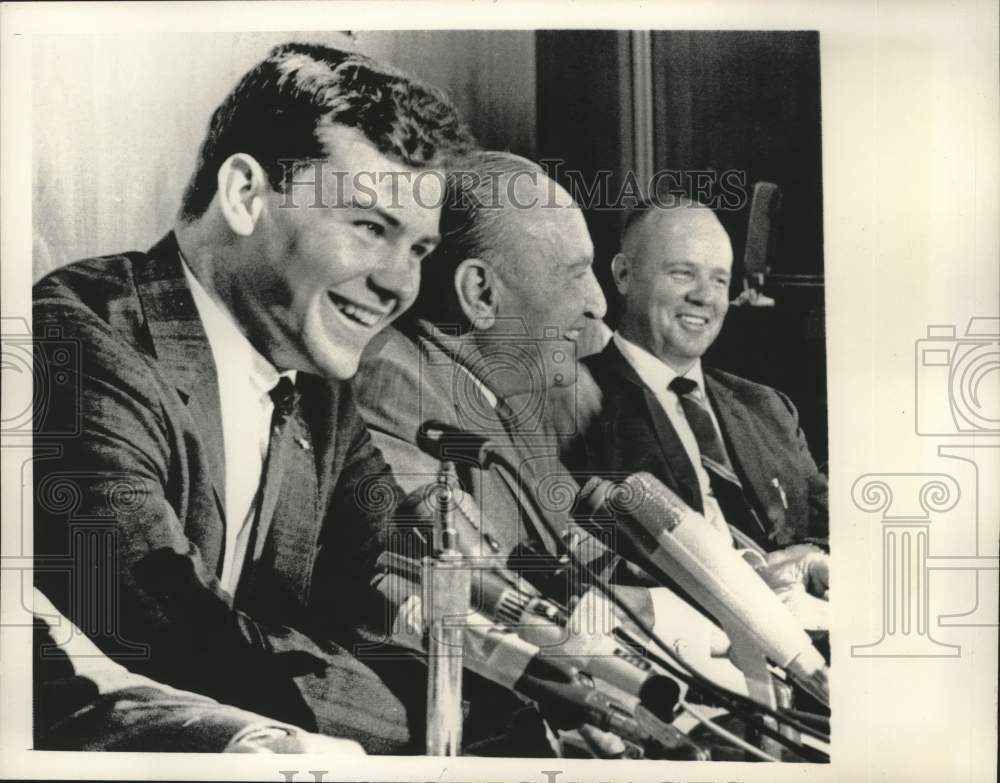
[311,350,362,381]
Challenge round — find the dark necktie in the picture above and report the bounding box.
[234,376,299,597]
[269,376,299,428]
[668,376,769,547]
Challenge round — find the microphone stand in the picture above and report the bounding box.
[726,627,798,759]
[424,461,469,756]
[419,425,826,760]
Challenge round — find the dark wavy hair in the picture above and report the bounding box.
[179,42,475,221]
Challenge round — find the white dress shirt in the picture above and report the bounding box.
[613,332,733,543]
[182,261,294,595]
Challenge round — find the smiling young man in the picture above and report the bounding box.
[32,42,472,753]
[563,197,829,556]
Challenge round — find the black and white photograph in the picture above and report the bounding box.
[1,2,996,782]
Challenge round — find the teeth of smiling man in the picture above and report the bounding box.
[332,296,382,327]
[679,314,709,327]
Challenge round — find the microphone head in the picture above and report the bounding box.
[576,472,686,533]
[417,420,494,466]
[620,472,687,533]
[637,674,682,717]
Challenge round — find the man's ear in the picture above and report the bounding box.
[610,252,630,295]
[454,258,497,331]
[217,153,267,237]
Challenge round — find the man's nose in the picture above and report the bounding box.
[583,270,608,320]
[685,274,717,306]
[370,246,419,305]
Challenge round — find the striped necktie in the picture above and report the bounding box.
[668,376,769,546]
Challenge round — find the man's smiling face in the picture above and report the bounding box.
[231,124,443,379]
[616,205,733,373]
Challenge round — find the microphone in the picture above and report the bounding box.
[417,421,495,467]
[377,551,684,719]
[577,473,829,706]
[379,573,706,759]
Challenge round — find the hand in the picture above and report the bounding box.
[777,587,829,632]
[226,725,366,754]
[645,586,731,658]
[578,723,627,758]
[755,544,829,632]
[757,544,829,599]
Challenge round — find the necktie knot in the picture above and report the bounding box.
[668,376,699,397]
[269,377,298,422]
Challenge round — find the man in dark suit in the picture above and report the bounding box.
[33,588,367,754]
[560,198,828,616]
[32,42,473,753]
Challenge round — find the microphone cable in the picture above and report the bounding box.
[416,426,828,758]
[475,449,830,758]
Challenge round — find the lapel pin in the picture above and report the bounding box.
[294,435,312,451]
[771,477,788,510]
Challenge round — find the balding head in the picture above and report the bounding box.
[405,150,606,396]
[612,200,733,372]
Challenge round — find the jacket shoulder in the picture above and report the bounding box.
[33,253,150,347]
[580,344,624,389]
[705,366,796,415]
[707,366,776,397]
[34,252,144,306]
[353,326,434,432]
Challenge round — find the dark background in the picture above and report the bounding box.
[536,30,827,465]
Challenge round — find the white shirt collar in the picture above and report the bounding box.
[181,260,294,397]
[613,331,707,397]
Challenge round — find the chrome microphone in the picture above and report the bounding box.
[381,574,706,759]
[377,550,684,720]
[423,462,468,756]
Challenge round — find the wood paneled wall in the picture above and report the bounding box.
[652,31,824,278]
[31,30,535,280]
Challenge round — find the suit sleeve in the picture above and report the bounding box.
[307,385,417,641]
[773,388,829,545]
[33,300,318,729]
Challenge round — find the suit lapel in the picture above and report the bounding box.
[134,234,227,525]
[705,372,774,522]
[414,322,566,555]
[495,402,566,554]
[597,343,702,511]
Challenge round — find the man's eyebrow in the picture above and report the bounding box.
[348,197,400,228]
